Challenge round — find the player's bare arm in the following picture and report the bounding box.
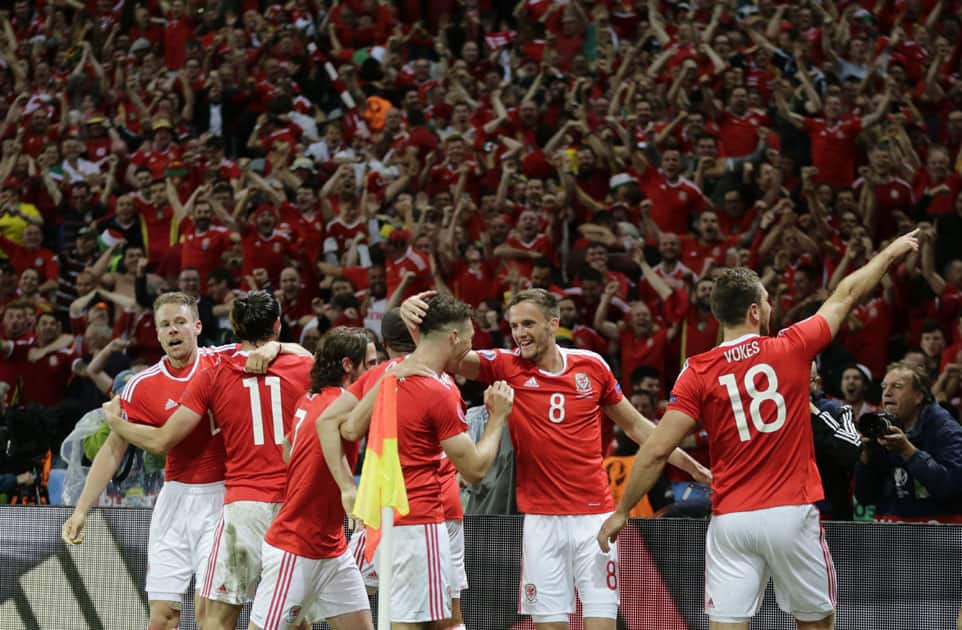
[603,398,711,484]
[243,340,313,373]
[400,291,482,379]
[597,409,698,552]
[816,229,919,336]
[61,430,130,545]
[316,389,363,515]
[441,381,514,484]
[102,398,203,454]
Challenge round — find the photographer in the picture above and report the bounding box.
[854,361,962,522]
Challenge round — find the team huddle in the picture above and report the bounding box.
[59,228,919,630]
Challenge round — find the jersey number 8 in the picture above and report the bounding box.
[548,392,566,423]
[718,363,786,442]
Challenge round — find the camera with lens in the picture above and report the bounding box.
[859,410,897,441]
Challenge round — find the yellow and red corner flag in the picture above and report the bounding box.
[353,373,409,562]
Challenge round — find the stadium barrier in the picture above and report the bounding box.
[1,506,958,629]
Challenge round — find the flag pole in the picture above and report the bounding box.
[377,506,394,630]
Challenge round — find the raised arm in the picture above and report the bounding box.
[816,230,919,336]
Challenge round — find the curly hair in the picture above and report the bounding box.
[309,326,370,393]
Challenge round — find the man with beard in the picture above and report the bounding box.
[599,231,919,630]
[595,293,671,388]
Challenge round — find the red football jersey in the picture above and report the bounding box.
[265,387,359,559]
[666,315,832,515]
[474,347,624,515]
[120,346,236,484]
[392,374,468,524]
[348,357,464,520]
[179,352,313,503]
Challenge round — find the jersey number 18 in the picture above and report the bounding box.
[718,364,786,442]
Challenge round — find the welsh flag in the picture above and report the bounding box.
[353,373,409,562]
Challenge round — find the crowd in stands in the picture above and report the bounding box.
[0,0,961,519]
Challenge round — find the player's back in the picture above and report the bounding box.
[120,346,235,484]
[394,373,467,525]
[266,387,357,559]
[669,316,832,515]
[182,351,313,503]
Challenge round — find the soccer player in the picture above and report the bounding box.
[340,295,514,628]
[61,291,305,630]
[104,290,314,630]
[318,308,471,628]
[249,327,376,630]
[597,230,920,630]
[400,289,710,630]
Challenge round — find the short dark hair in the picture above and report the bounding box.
[419,294,472,336]
[920,320,944,336]
[630,365,661,387]
[229,290,280,342]
[578,267,604,284]
[380,308,416,353]
[309,327,369,393]
[208,268,233,287]
[711,267,764,327]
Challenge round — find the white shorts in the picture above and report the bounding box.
[705,504,837,623]
[200,500,281,605]
[146,480,225,603]
[348,519,468,593]
[390,522,453,623]
[249,543,370,629]
[519,513,619,623]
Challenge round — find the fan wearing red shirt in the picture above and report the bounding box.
[178,199,234,287]
[240,205,296,288]
[595,293,671,390]
[129,120,183,180]
[9,312,75,406]
[494,209,554,279]
[716,87,771,158]
[635,148,709,235]
[0,224,58,285]
[104,291,314,630]
[249,328,376,630]
[777,90,892,190]
[681,211,735,278]
[333,295,512,626]
[400,289,708,627]
[383,229,432,303]
[599,231,920,629]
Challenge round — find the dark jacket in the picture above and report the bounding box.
[812,396,860,520]
[854,403,962,521]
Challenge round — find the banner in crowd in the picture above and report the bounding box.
[1,507,958,629]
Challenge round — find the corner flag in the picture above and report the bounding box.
[353,373,409,562]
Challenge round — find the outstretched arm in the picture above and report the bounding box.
[816,230,919,336]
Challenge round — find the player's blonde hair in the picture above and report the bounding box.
[153,291,199,320]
